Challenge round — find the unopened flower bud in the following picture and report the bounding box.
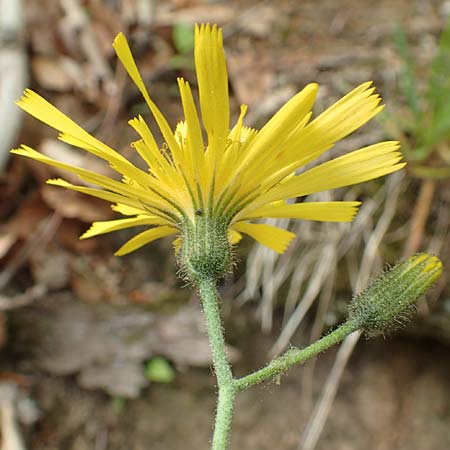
[349,254,443,336]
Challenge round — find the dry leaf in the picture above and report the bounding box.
[41,186,112,222]
[5,196,51,239]
[31,56,77,92]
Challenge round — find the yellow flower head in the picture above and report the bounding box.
[13,24,404,279]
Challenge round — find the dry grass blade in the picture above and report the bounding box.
[0,384,27,450]
[0,285,47,311]
[270,243,336,356]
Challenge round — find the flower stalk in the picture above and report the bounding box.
[197,277,235,450]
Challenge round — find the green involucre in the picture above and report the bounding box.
[180,214,232,283]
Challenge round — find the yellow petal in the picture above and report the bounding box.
[228,228,243,245]
[237,83,318,172]
[195,24,229,158]
[253,82,384,190]
[16,89,126,161]
[56,132,169,196]
[113,33,183,166]
[46,178,155,212]
[57,131,176,196]
[177,78,205,180]
[114,226,177,256]
[81,216,169,239]
[128,116,175,177]
[232,222,296,253]
[240,141,404,213]
[112,203,147,216]
[11,146,176,212]
[216,104,248,196]
[243,201,361,222]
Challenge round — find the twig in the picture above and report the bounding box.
[0,284,47,311]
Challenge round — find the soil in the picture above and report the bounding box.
[22,332,450,450]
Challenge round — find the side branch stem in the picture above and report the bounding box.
[234,319,360,392]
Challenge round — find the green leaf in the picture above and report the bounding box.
[393,25,423,124]
[145,357,175,383]
[173,23,195,55]
[112,396,126,413]
[427,18,450,115]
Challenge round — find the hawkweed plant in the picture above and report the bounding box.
[13,24,442,450]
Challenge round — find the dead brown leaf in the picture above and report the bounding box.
[41,185,113,222]
[5,195,51,240]
[227,50,275,108]
[31,56,78,92]
[55,220,98,253]
[0,234,16,261]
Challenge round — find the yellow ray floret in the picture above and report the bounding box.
[113,33,182,167]
[16,90,127,163]
[232,222,296,254]
[236,83,318,175]
[242,82,384,191]
[114,226,178,256]
[241,201,361,222]
[238,141,404,218]
[195,24,229,159]
[81,215,170,239]
[11,145,179,216]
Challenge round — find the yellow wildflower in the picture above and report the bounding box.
[13,24,404,266]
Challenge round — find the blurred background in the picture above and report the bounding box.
[0,0,449,449]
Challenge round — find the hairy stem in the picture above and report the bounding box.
[234,319,360,392]
[198,277,236,450]
[198,276,361,450]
